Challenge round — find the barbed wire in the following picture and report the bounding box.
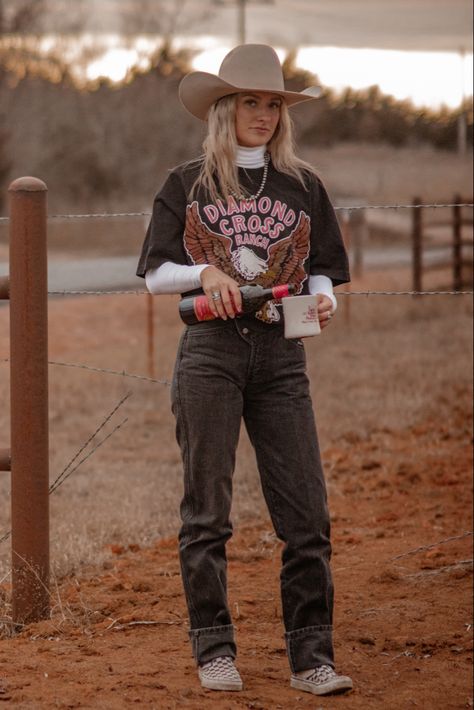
[48,418,128,497]
[0,202,473,223]
[0,358,171,386]
[46,359,171,385]
[0,420,128,544]
[0,395,131,543]
[389,531,474,561]
[49,392,132,494]
[333,530,474,574]
[47,288,473,297]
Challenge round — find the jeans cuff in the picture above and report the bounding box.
[189,624,236,666]
[284,624,334,673]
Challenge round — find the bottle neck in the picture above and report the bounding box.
[271,284,293,299]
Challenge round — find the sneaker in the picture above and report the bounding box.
[290,664,353,696]
[198,655,243,691]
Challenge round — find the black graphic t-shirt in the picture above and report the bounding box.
[137,160,350,324]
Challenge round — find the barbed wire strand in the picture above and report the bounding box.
[49,392,132,494]
[331,531,474,574]
[47,288,473,297]
[388,531,474,562]
[48,360,171,386]
[0,417,129,544]
[0,358,171,386]
[49,417,128,495]
[0,202,473,223]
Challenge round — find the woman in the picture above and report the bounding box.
[137,44,353,697]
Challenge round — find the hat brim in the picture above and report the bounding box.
[179,71,320,121]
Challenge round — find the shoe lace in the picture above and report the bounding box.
[306,665,337,684]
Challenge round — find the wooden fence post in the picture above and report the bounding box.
[9,177,50,625]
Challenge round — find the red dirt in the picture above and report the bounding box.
[0,268,472,709]
[0,410,472,708]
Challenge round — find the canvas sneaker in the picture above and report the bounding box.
[291,664,353,696]
[198,655,243,691]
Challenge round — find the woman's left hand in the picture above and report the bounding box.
[317,295,334,330]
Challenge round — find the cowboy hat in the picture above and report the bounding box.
[179,44,321,121]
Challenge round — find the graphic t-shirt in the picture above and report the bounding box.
[137,159,350,323]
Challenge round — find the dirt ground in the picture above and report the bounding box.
[0,415,472,709]
[0,263,472,709]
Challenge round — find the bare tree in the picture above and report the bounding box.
[0,0,46,34]
[0,0,49,208]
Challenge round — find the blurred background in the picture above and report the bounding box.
[0,0,472,215]
[0,0,472,292]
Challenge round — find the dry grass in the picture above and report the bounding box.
[0,141,472,607]
[302,142,473,203]
[0,275,472,587]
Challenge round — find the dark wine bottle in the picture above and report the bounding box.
[179,283,296,325]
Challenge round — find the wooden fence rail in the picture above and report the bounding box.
[412,195,473,292]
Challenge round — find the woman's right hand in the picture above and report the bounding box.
[200,265,242,319]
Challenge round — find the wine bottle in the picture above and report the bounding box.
[179,283,296,325]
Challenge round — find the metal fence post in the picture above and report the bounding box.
[9,177,50,625]
[147,292,155,379]
[350,208,366,279]
[412,197,422,292]
[452,194,462,291]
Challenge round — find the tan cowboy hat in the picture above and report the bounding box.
[179,44,321,121]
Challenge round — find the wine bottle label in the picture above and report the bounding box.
[194,295,215,321]
[271,284,291,300]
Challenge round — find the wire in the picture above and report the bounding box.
[47,289,472,296]
[0,358,171,386]
[0,202,472,223]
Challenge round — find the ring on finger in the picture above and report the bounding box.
[327,312,333,320]
[211,291,221,301]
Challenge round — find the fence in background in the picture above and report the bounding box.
[0,178,473,627]
[412,195,474,292]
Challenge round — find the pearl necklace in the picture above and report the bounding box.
[231,152,270,201]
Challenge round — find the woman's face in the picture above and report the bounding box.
[234,92,282,147]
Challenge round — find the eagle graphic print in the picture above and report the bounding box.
[183,197,310,322]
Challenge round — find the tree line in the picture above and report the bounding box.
[0,60,471,213]
[0,1,472,211]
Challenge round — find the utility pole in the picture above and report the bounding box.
[237,0,246,44]
[213,0,272,46]
[457,47,467,156]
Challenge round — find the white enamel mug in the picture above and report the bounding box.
[282,295,321,339]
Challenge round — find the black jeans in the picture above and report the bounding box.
[171,316,334,673]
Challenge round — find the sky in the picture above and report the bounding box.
[87,0,473,108]
[8,0,474,109]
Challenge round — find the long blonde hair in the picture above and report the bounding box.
[190,94,317,203]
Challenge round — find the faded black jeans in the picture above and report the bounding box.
[171,316,334,673]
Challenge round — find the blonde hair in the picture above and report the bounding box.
[190,94,317,203]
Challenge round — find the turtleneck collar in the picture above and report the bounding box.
[235,144,267,168]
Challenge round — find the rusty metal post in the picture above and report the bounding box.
[340,211,351,325]
[412,197,422,292]
[9,177,49,625]
[146,292,155,378]
[350,209,366,279]
[0,276,9,299]
[0,449,11,471]
[452,194,462,291]
[0,279,9,473]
